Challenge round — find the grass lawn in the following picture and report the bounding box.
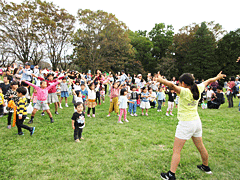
[0,95,239,180]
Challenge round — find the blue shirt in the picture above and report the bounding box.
[80,89,88,101]
[156,92,165,100]
[141,92,149,102]
[19,68,33,81]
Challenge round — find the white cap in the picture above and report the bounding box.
[138,74,142,77]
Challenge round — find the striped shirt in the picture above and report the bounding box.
[17,97,28,116]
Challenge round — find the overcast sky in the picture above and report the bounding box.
[9,0,240,34]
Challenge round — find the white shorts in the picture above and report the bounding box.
[34,100,50,110]
[140,101,150,109]
[175,119,202,140]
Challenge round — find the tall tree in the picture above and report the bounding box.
[216,29,240,77]
[0,0,43,64]
[37,0,75,70]
[129,31,153,75]
[184,22,217,80]
[72,9,139,74]
[148,23,174,72]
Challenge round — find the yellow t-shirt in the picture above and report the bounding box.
[177,83,205,121]
[0,93,4,105]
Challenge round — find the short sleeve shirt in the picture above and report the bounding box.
[71,112,85,128]
[177,83,205,121]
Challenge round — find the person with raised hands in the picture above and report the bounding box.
[156,71,226,180]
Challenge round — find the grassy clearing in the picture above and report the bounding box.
[0,95,239,180]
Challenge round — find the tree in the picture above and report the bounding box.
[183,22,217,80]
[37,0,75,70]
[216,29,240,77]
[72,9,140,74]
[148,23,174,72]
[0,0,43,64]
[129,31,153,75]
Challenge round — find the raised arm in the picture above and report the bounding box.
[202,71,226,87]
[46,81,60,90]
[24,81,40,91]
[156,74,181,94]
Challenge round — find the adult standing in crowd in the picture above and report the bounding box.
[19,62,33,96]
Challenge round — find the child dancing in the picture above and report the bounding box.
[140,87,150,116]
[85,80,99,117]
[165,88,176,116]
[107,82,121,117]
[23,80,60,124]
[157,71,226,180]
[128,85,138,116]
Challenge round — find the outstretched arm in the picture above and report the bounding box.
[202,71,226,87]
[156,73,181,94]
[24,80,40,91]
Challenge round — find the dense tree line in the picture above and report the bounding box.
[0,0,239,78]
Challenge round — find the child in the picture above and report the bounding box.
[5,81,19,128]
[73,80,81,91]
[85,80,99,117]
[56,83,61,108]
[23,80,60,124]
[71,102,85,142]
[60,77,69,108]
[156,86,165,112]
[165,88,176,116]
[31,88,38,107]
[0,88,5,117]
[118,88,134,124]
[80,83,88,113]
[140,87,150,116]
[107,82,121,117]
[157,72,226,180]
[206,86,214,108]
[16,86,35,136]
[100,87,105,103]
[73,90,83,112]
[128,85,138,116]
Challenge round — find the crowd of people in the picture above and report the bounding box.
[0,62,239,180]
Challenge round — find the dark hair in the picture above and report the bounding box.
[47,73,54,78]
[80,83,85,86]
[3,75,11,81]
[16,86,27,95]
[130,85,137,90]
[142,87,147,91]
[40,81,47,85]
[74,102,83,108]
[217,86,223,90]
[120,88,127,95]
[75,90,80,97]
[10,81,18,86]
[21,81,28,87]
[230,76,235,81]
[89,82,94,89]
[179,73,199,100]
[148,87,152,91]
[75,80,80,85]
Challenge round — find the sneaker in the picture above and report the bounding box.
[0,115,3,117]
[145,113,148,116]
[99,103,101,105]
[17,132,24,136]
[103,101,105,103]
[55,111,59,115]
[166,113,169,116]
[134,113,138,116]
[159,110,162,112]
[87,114,91,117]
[41,112,45,116]
[59,105,63,109]
[107,114,110,117]
[170,113,174,116]
[80,137,84,140]
[7,125,11,129]
[30,127,35,136]
[117,121,123,124]
[28,120,33,124]
[50,119,54,123]
[142,113,144,116]
[197,164,213,174]
[124,119,129,122]
[157,110,160,112]
[130,114,134,117]
[65,104,68,107]
[75,139,80,143]
[92,114,95,118]
[160,171,176,180]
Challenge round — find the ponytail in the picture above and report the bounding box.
[190,83,199,100]
[179,73,200,100]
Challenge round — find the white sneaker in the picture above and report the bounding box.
[166,113,169,116]
[159,110,162,112]
[117,121,123,124]
[107,114,110,117]
[130,114,134,116]
[134,113,138,116]
[124,119,129,122]
[65,104,68,107]
[59,105,63,109]
[157,110,160,112]
[170,113,174,116]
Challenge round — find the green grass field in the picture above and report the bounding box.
[0,95,239,180]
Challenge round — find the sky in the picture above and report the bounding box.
[8,0,240,34]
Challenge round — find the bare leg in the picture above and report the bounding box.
[170,137,187,173]
[65,97,68,104]
[46,109,53,118]
[31,108,38,117]
[60,97,63,104]
[192,137,209,166]
[54,102,58,112]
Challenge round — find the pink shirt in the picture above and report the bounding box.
[31,93,38,103]
[25,81,59,101]
[110,88,119,99]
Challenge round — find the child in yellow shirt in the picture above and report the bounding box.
[0,88,6,117]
